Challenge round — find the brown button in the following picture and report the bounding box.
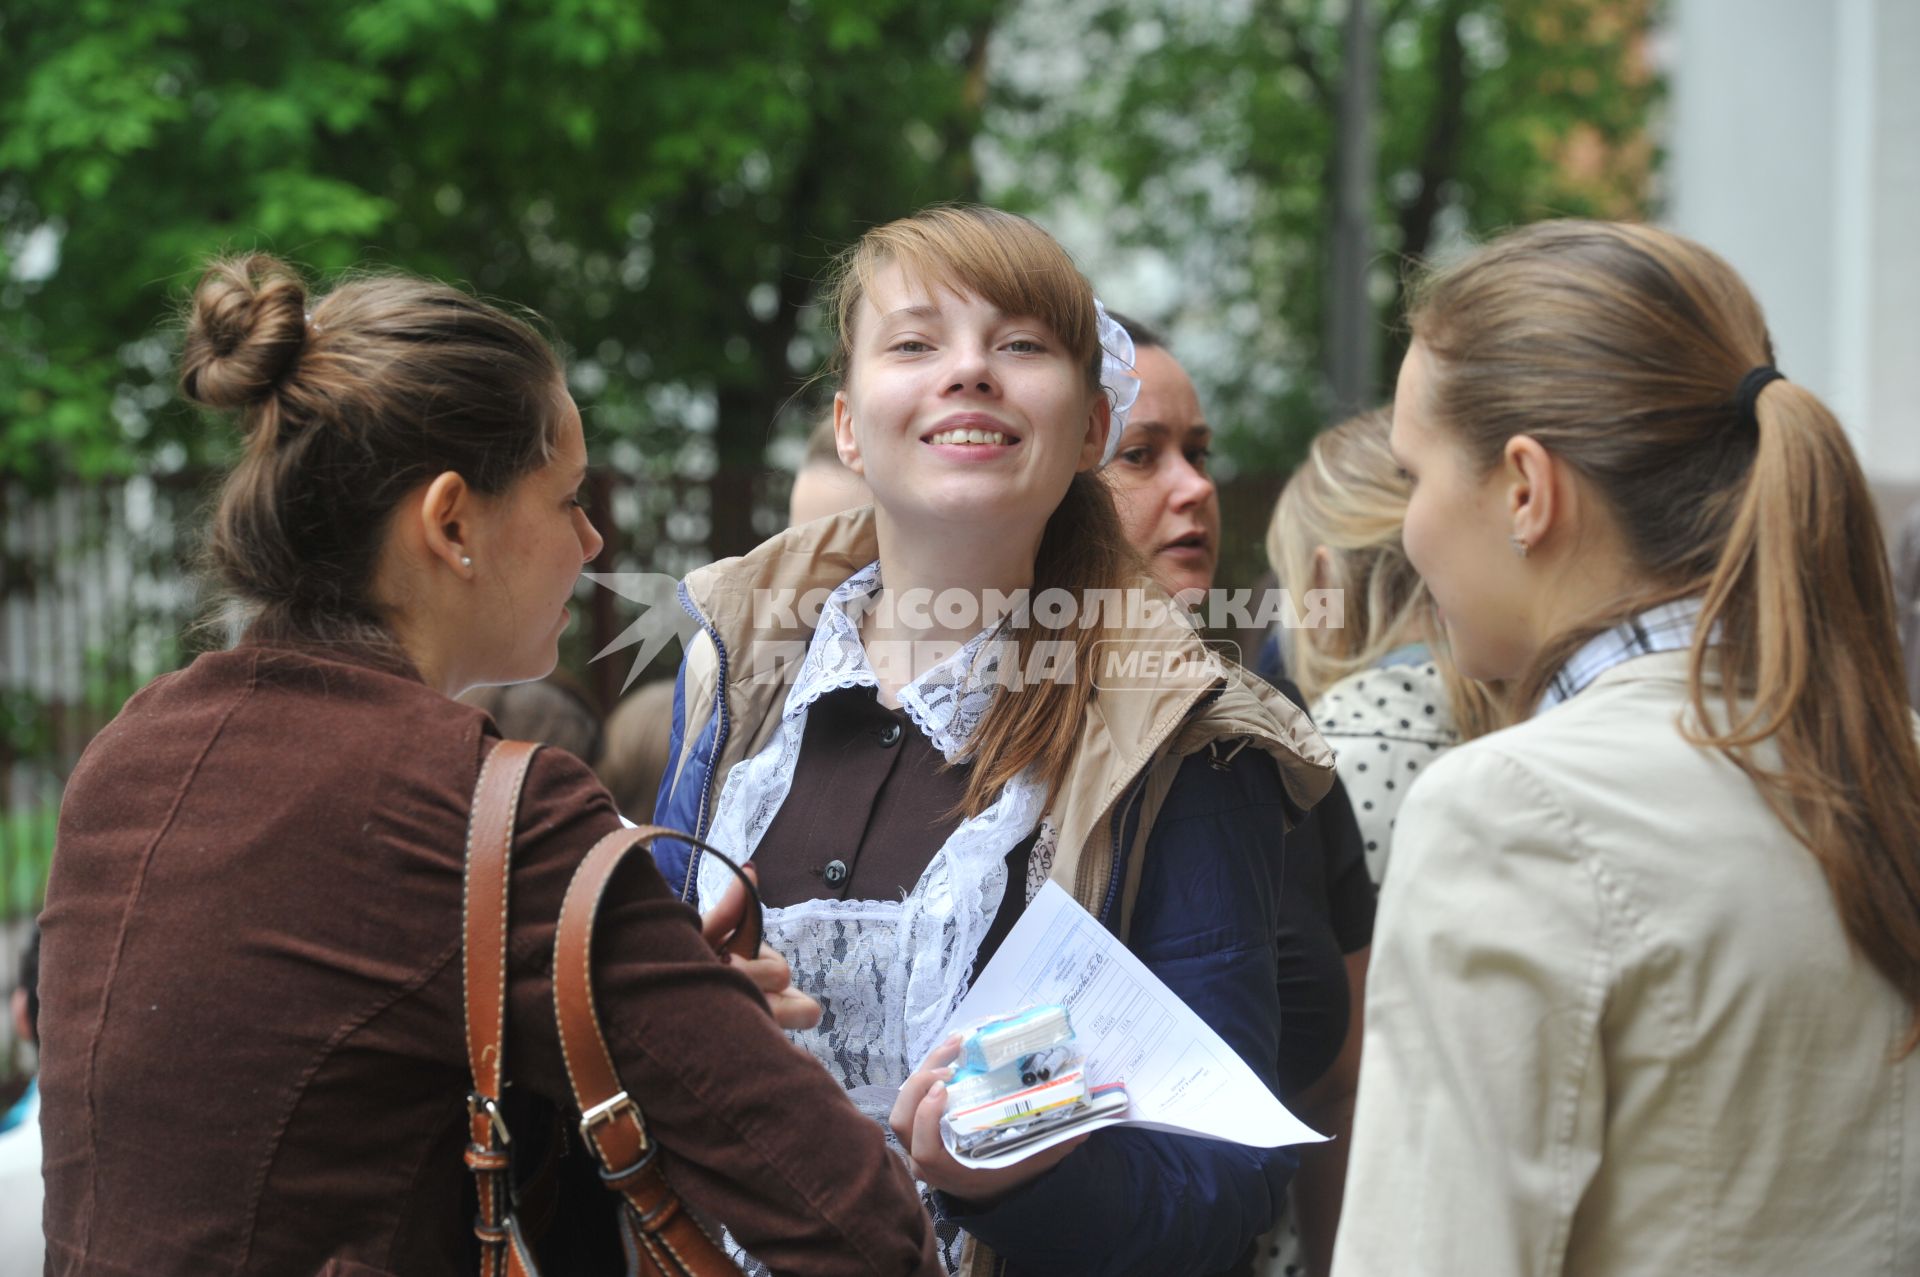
[823,859,850,887]
[878,722,903,747]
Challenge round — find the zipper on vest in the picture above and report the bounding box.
[677,577,732,903]
[1100,773,1149,926]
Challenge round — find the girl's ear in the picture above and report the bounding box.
[1078,394,1112,472]
[833,390,866,477]
[417,471,477,578]
[1504,433,1557,554]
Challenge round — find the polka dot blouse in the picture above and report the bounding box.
[1310,662,1459,887]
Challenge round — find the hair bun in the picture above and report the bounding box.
[180,253,309,411]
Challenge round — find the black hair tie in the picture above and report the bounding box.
[1734,366,1784,431]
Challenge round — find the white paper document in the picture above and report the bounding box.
[942,880,1326,1168]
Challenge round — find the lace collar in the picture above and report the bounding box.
[785,561,1009,762]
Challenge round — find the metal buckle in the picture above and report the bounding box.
[599,1138,661,1189]
[578,1089,640,1143]
[468,1092,512,1147]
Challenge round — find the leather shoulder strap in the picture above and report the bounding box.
[463,739,541,1274]
[554,825,745,1275]
[464,738,541,1117]
[551,825,674,1174]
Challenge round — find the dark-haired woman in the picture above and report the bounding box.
[1333,221,1920,1274]
[650,206,1335,1276]
[36,256,940,1276]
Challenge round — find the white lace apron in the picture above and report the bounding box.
[695,562,1045,1274]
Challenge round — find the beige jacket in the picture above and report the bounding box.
[1333,651,1920,1276]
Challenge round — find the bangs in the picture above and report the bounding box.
[830,205,1099,382]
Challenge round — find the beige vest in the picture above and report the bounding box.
[667,506,1334,933]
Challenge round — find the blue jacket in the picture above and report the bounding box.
[652,510,1335,1276]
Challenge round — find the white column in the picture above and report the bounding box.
[1853,0,1920,484]
[1665,0,1920,486]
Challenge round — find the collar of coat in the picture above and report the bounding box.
[680,505,1334,921]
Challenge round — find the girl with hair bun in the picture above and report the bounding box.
[1335,220,1920,1274]
[37,254,940,1276]
[651,205,1334,1276]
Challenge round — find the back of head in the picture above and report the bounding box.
[1409,221,1775,619]
[597,679,679,822]
[461,676,604,765]
[1267,408,1497,735]
[1409,219,1920,1044]
[1268,409,1422,694]
[1103,310,1165,353]
[800,416,846,472]
[181,254,566,645]
[16,925,38,1045]
[788,415,871,526]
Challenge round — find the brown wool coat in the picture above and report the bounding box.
[36,639,939,1277]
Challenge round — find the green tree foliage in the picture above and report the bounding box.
[0,0,998,557]
[990,0,1658,472]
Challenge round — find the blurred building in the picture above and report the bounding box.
[1665,0,1920,521]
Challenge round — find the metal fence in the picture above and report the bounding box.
[2,476,209,922]
[2,475,214,1079]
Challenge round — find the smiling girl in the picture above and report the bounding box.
[652,206,1334,1276]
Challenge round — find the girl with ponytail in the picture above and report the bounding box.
[650,205,1334,1276]
[1334,220,1920,1275]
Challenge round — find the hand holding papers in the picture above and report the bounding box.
[942,1005,1129,1159]
[938,881,1326,1169]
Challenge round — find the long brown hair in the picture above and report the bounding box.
[1266,407,1503,739]
[1409,219,1920,1048]
[180,253,566,646]
[822,205,1140,816]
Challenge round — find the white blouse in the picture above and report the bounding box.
[699,563,1044,1273]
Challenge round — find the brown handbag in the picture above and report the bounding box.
[462,738,760,1277]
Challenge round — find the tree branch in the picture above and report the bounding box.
[1396,0,1471,267]
[940,14,996,202]
[1382,0,1420,38]
[1264,0,1334,109]
[1378,0,1470,389]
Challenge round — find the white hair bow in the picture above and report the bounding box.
[1094,299,1140,466]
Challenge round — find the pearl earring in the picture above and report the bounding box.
[460,555,473,569]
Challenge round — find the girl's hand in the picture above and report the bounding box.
[701,867,822,1032]
[888,1034,1088,1202]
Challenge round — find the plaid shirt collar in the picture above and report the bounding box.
[1535,597,1704,716]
